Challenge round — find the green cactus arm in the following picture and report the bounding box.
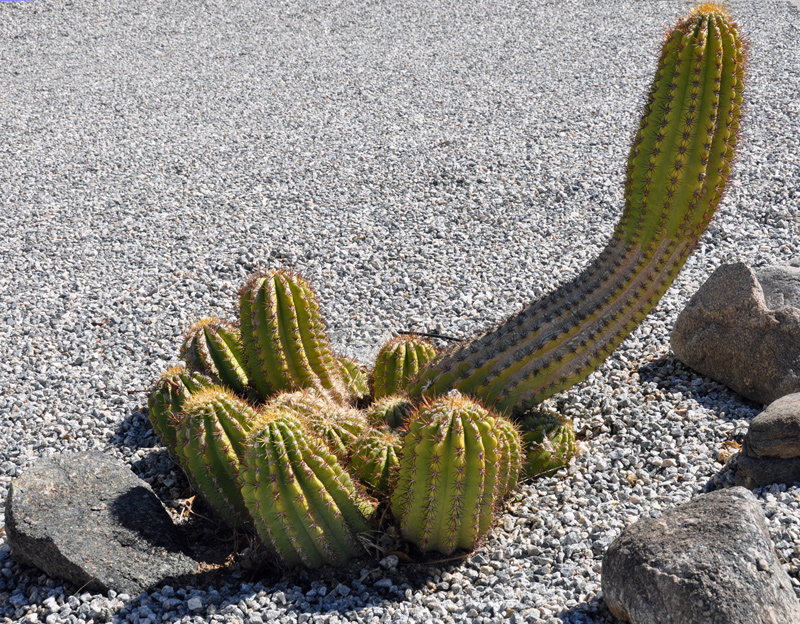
[411,7,745,416]
[391,418,437,534]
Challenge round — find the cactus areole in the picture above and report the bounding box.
[412,4,745,416]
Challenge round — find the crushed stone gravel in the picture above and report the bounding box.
[1,0,799,622]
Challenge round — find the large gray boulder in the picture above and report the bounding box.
[4,451,198,595]
[602,487,800,624]
[671,262,800,405]
[736,393,800,489]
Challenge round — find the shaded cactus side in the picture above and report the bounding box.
[520,411,576,479]
[174,386,263,529]
[347,428,402,497]
[147,365,213,455]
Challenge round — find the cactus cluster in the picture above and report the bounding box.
[144,5,744,571]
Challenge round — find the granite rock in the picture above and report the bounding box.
[4,451,198,595]
[735,393,800,489]
[671,262,800,405]
[602,487,800,624]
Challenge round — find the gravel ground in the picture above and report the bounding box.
[1,0,799,622]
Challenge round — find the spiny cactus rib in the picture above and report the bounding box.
[372,336,437,401]
[147,365,213,455]
[239,271,351,404]
[391,394,520,555]
[365,394,415,430]
[268,390,368,461]
[180,317,250,394]
[411,6,745,416]
[347,428,402,496]
[494,417,524,497]
[339,357,370,401]
[174,386,261,528]
[239,409,376,568]
[521,411,576,478]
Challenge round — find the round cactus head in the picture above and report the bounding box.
[267,389,368,462]
[180,317,250,394]
[365,394,416,430]
[347,428,402,497]
[239,408,376,568]
[371,335,438,401]
[390,393,520,555]
[238,270,352,404]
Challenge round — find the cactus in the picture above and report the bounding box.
[147,365,212,455]
[520,411,576,478]
[174,385,261,528]
[239,408,376,568]
[365,394,415,429]
[411,5,745,416]
[239,271,351,404]
[180,317,250,394]
[390,394,520,555]
[347,428,402,496]
[494,417,524,497]
[268,390,369,462]
[372,335,437,401]
[339,357,370,401]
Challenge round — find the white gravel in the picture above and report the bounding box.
[1,0,799,622]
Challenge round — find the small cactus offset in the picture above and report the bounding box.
[520,411,576,478]
[180,317,250,394]
[239,271,351,404]
[411,4,745,416]
[347,428,402,496]
[147,365,213,455]
[239,409,376,568]
[338,357,371,402]
[174,386,262,528]
[371,336,437,401]
[390,394,520,555]
[268,390,369,462]
[365,394,415,430]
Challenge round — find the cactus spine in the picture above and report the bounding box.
[174,386,262,528]
[239,409,376,568]
[372,336,437,401]
[180,317,250,394]
[411,5,745,416]
[348,428,402,496]
[268,390,368,462]
[339,357,370,402]
[365,394,415,430]
[147,366,212,455]
[239,271,351,404]
[390,394,520,554]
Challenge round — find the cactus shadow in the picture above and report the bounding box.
[555,595,621,623]
[634,353,762,420]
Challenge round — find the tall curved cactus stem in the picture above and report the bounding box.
[412,5,745,416]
